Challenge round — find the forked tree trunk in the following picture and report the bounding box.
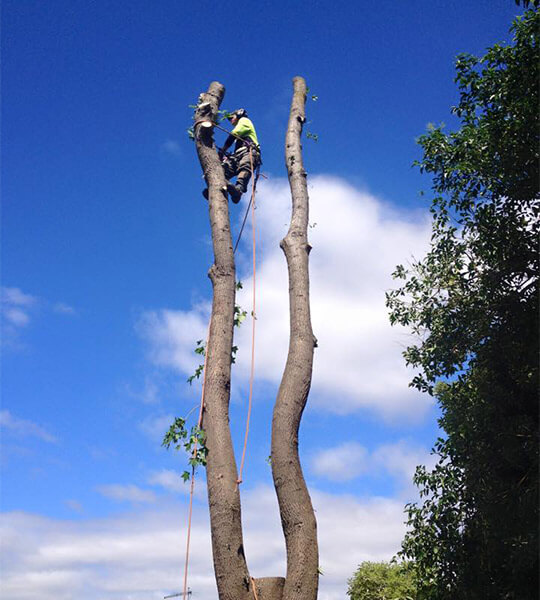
[193,82,252,600]
[193,78,317,600]
[271,76,319,600]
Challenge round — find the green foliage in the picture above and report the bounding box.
[162,417,208,482]
[187,339,206,385]
[218,108,234,122]
[234,304,247,327]
[347,561,416,600]
[186,364,203,385]
[306,131,319,142]
[387,10,539,599]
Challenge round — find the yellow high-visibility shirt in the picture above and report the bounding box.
[231,117,259,147]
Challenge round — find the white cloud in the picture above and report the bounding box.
[1,287,37,331]
[2,287,37,307]
[0,410,58,444]
[96,484,157,504]
[4,307,31,327]
[137,305,210,375]
[138,413,176,443]
[312,442,368,481]
[138,176,433,421]
[372,439,437,495]
[148,469,189,494]
[0,486,407,600]
[314,491,407,591]
[312,438,437,498]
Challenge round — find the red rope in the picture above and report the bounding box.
[182,320,210,599]
[237,147,257,485]
[183,139,259,595]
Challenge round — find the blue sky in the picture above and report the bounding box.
[1,2,524,598]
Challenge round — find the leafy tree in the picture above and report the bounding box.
[347,561,416,600]
[386,9,539,600]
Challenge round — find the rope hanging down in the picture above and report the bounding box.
[182,143,260,597]
[237,146,257,485]
[182,319,210,600]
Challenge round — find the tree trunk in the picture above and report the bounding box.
[271,76,319,600]
[193,82,252,600]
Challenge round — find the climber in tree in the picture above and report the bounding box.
[219,109,261,203]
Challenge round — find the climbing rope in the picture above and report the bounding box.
[183,122,260,596]
[182,320,210,600]
[237,146,257,485]
[251,576,260,600]
[233,163,261,254]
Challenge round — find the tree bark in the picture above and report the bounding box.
[271,76,319,600]
[193,82,252,600]
[253,577,286,599]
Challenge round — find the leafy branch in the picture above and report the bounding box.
[234,304,247,327]
[162,417,208,482]
[187,339,206,385]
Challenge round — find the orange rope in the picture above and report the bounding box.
[251,576,260,600]
[182,143,258,594]
[182,320,210,600]
[237,147,257,485]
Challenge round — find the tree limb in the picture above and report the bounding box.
[271,75,319,600]
[193,82,252,600]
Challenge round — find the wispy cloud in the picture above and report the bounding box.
[2,287,37,308]
[312,442,368,482]
[1,287,77,347]
[372,439,438,495]
[96,484,157,503]
[148,469,189,494]
[0,410,58,444]
[160,139,182,157]
[138,413,175,443]
[1,287,37,330]
[312,438,436,497]
[53,302,76,316]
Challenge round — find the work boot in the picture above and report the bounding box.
[203,186,229,201]
[226,183,242,204]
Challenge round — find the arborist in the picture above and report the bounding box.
[204,109,261,204]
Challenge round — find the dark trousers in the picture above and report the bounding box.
[222,146,261,192]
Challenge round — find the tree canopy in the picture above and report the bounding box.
[347,562,416,600]
[386,8,539,600]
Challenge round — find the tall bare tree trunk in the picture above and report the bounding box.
[271,76,319,600]
[193,82,252,600]
[193,78,316,600]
